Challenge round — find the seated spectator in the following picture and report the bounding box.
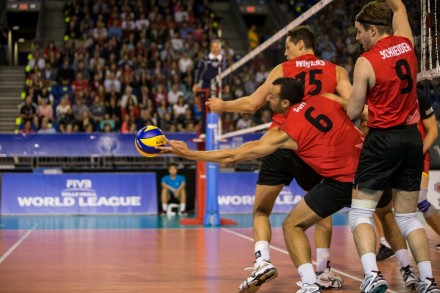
[107,8,123,40]
[100,113,115,131]
[248,24,259,50]
[89,95,106,126]
[121,115,135,133]
[89,50,106,72]
[38,117,56,133]
[72,97,89,121]
[59,108,78,133]
[27,51,46,71]
[104,72,121,93]
[58,58,75,86]
[78,111,93,132]
[160,163,187,215]
[167,83,184,105]
[37,98,54,122]
[74,59,90,81]
[37,86,54,105]
[121,98,140,121]
[178,51,193,75]
[20,120,36,134]
[92,20,108,41]
[136,11,150,31]
[43,40,61,60]
[84,123,94,133]
[72,72,89,96]
[41,61,58,87]
[120,86,137,108]
[153,84,167,106]
[19,95,38,123]
[236,113,254,130]
[173,96,188,121]
[56,94,72,122]
[89,72,103,93]
[137,108,157,129]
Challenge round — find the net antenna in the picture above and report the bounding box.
[418,0,440,81]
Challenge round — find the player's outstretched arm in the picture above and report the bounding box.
[386,0,413,45]
[158,128,295,163]
[206,65,283,113]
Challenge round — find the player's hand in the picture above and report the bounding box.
[156,139,191,158]
[206,97,224,113]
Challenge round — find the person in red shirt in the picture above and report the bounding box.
[347,0,439,292]
[206,26,350,292]
[160,77,363,293]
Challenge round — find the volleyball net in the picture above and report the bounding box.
[192,0,440,226]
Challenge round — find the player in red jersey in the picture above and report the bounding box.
[160,77,363,293]
[347,0,439,292]
[206,26,349,292]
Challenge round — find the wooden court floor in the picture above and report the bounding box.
[0,214,439,293]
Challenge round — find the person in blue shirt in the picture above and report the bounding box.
[161,163,187,214]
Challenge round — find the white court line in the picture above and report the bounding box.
[0,224,38,264]
[222,228,398,293]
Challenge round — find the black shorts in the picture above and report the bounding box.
[354,125,423,192]
[376,188,392,208]
[304,178,352,218]
[257,148,322,191]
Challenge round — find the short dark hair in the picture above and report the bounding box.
[272,77,304,105]
[356,1,392,34]
[286,26,316,52]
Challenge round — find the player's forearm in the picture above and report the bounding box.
[347,101,364,120]
[182,149,241,163]
[423,132,438,154]
[223,96,259,113]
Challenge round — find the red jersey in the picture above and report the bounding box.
[362,35,419,128]
[279,95,364,182]
[271,54,338,129]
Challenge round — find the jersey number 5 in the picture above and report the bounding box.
[396,59,413,94]
[295,69,323,96]
[305,107,333,132]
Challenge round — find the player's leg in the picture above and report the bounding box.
[175,188,187,214]
[373,213,394,261]
[419,169,440,238]
[161,187,171,214]
[376,191,419,290]
[283,178,351,293]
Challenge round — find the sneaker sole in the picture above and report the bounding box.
[239,268,278,293]
[404,280,418,291]
[371,283,388,293]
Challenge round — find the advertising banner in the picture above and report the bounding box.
[1,173,157,214]
[218,172,305,213]
[427,170,440,209]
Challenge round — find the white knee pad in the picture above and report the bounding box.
[349,206,375,232]
[394,212,424,238]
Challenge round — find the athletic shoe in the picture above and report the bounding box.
[417,277,440,293]
[436,244,440,250]
[160,210,167,215]
[400,265,419,290]
[376,244,394,261]
[179,210,187,215]
[316,262,343,289]
[238,260,278,293]
[296,281,322,293]
[360,270,388,293]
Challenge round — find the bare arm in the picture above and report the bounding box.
[335,66,352,100]
[159,128,296,163]
[347,57,371,120]
[422,115,439,154]
[206,65,283,113]
[322,93,348,111]
[386,0,414,45]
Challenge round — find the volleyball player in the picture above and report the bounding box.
[347,0,439,291]
[206,26,349,292]
[160,77,363,293]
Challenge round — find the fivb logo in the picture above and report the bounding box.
[66,179,92,189]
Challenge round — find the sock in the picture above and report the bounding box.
[395,249,410,268]
[361,253,378,275]
[380,237,391,248]
[418,261,433,281]
[180,203,186,212]
[316,248,330,272]
[255,241,270,263]
[298,263,317,284]
[162,204,167,211]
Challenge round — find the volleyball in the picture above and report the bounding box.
[135,126,167,157]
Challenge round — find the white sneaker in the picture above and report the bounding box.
[316,262,343,289]
[360,270,388,293]
[238,261,278,293]
[418,277,440,293]
[296,281,322,293]
[400,265,419,290]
